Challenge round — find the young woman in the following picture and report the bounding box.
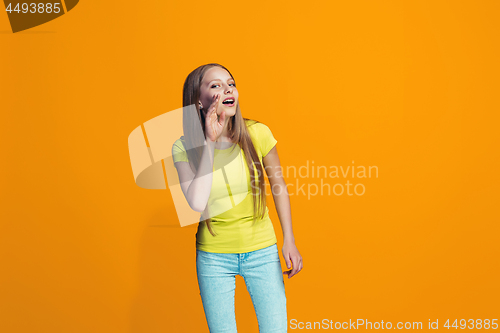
[172,63,302,332]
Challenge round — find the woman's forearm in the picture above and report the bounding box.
[186,139,216,212]
[271,180,295,243]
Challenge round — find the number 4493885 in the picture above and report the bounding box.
[444,319,498,329]
[6,3,62,14]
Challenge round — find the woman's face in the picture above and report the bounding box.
[199,66,238,118]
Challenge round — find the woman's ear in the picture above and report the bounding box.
[199,101,207,117]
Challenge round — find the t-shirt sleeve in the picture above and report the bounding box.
[259,123,278,157]
[172,139,189,163]
[256,123,278,157]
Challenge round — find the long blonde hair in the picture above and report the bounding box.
[182,63,267,236]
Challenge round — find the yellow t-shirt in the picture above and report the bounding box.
[171,120,278,253]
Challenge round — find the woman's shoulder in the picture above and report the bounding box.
[172,136,186,150]
[244,119,277,157]
[244,119,272,136]
[172,136,189,163]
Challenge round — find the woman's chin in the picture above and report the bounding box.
[219,108,237,117]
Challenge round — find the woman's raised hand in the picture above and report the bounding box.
[204,94,226,142]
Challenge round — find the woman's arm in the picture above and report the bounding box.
[174,94,224,212]
[263,145,303,278]
[174,138,216,212]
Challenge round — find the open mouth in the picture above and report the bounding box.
[222,98,235,106]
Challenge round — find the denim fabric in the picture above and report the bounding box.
[196,243,287,332]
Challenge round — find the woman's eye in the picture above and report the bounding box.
[211,83,235,88]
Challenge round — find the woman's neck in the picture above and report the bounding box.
[217,116,233,143]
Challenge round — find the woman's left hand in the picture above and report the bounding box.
[282,239,303,279]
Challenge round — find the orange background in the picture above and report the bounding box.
[1,1,499,332]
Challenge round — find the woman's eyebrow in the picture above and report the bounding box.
[208,78,234,84]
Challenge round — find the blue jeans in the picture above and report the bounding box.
[196,243,288,332]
